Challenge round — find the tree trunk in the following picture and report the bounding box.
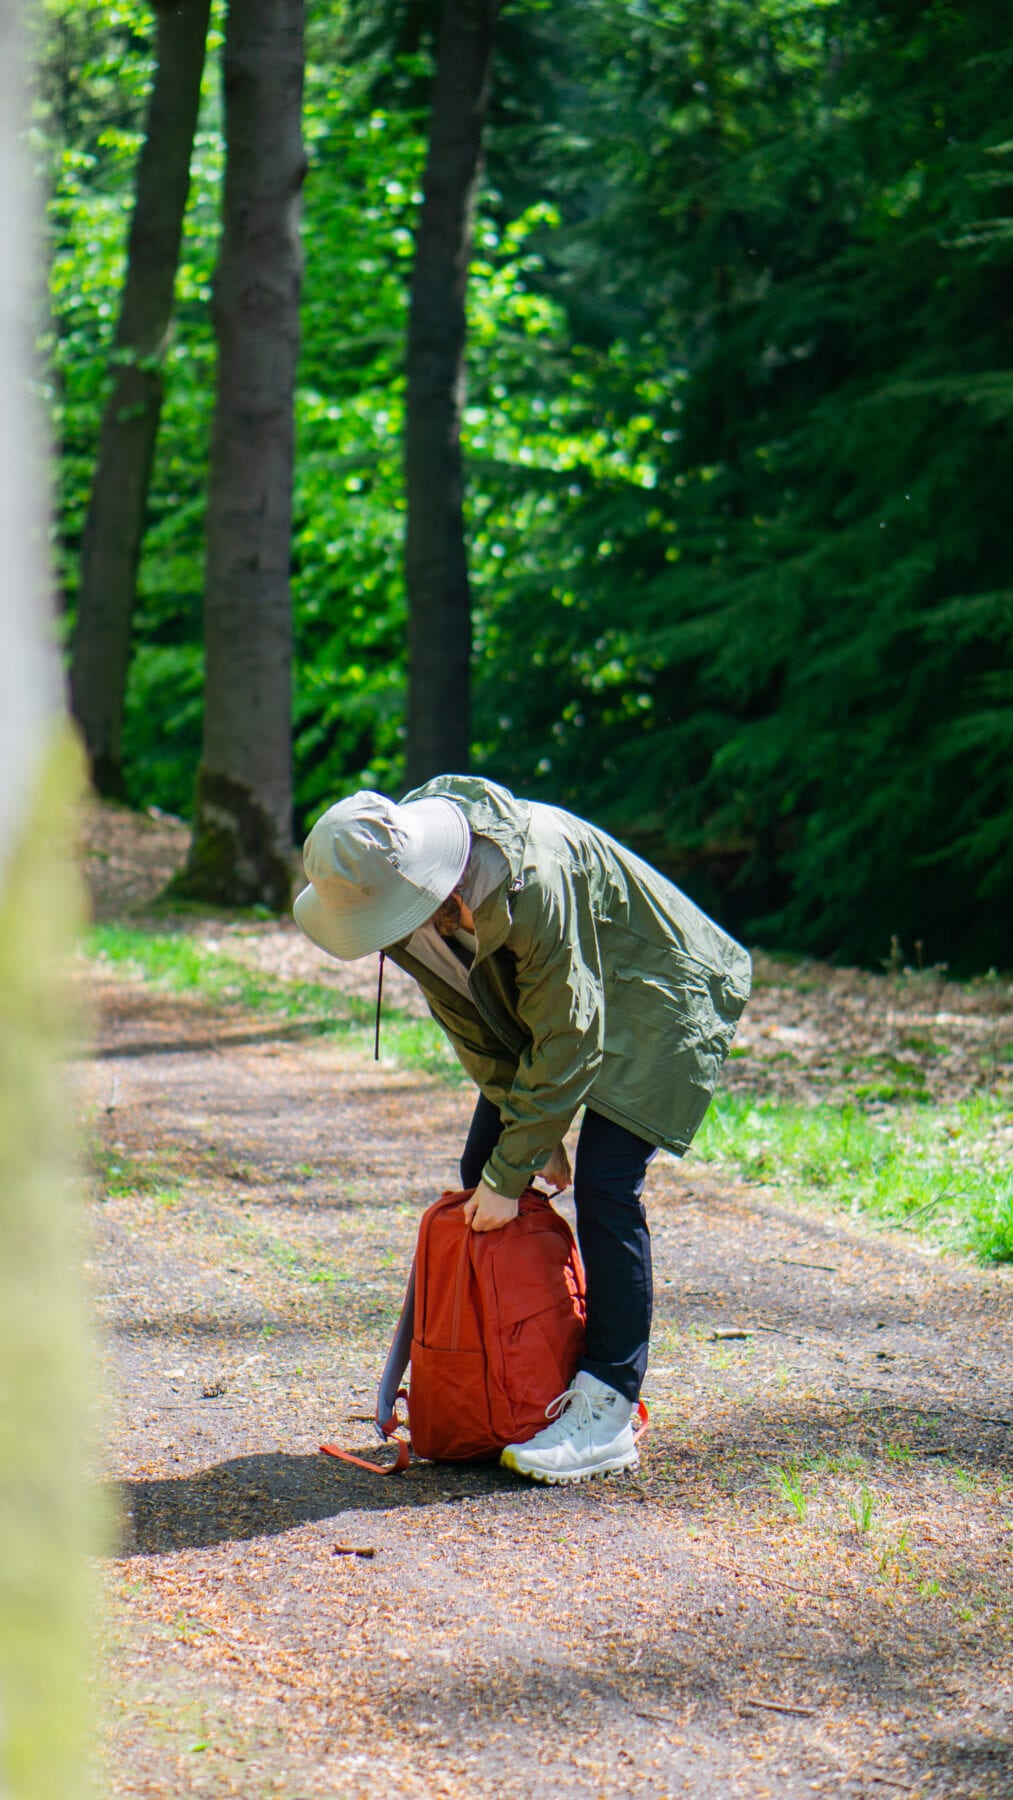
[69,0,211,798]
[0,2,96,1791]
[403,0,500,788]
[172,0,305,910]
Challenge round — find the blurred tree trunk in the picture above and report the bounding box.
[172,0,305,909]
[403,0,500,788]
[0,1,95,1792]
[69,0,211,799]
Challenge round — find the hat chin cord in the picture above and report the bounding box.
[373,950,385,1061]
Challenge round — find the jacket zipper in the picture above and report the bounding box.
[468,962,528,1057]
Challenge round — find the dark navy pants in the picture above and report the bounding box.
[460,1093,657,1402]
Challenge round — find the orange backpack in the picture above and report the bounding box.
[321,1187,586,1472]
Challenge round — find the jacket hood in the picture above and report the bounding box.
[399,775,531,881]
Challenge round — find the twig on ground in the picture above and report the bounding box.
[333,1544,376,1558]
[741,1695,817,1717]
[776,1258,839,1273]
[154,1403,236,1411]
[870,1194,947,1231]
[859,1401,1011,1429]
[708,1559,836,1600]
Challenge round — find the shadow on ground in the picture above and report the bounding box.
[109,1375,1012,1559]
[87,1021,336,1059]
[111,1450,524,1553]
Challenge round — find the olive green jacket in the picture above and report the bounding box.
[388,776,751,1200]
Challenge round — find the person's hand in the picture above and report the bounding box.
[462,1181,519,1233]
[538,1141,572,1193]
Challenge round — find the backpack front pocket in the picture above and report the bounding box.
[408,1340,497,1461]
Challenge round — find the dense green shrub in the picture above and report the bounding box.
[46,0,1012,969]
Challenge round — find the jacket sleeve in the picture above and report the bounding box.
[481,871,605,1200]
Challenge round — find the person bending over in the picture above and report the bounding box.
[293,774,751,1485]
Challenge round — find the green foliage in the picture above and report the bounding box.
[473,0,1013,970]
[46,0,222,812]
[292,63,424,818]
[46,0,1013,969]
[48,6,581,823]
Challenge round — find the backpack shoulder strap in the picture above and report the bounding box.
[319,1259,416,1477]
[375,1258,416,1433]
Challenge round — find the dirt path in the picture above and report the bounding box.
[79,959,1011,1800]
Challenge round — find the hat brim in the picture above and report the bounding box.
[293,795,469,960]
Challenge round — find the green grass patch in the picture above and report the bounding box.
[89,1140,185,1205]
[89,923,373,1024]
[768,1462,808,1520]
[695,1091,1012,1263]
[85,923,467,1083]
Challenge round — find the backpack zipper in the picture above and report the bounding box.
[450,1222,472,1349]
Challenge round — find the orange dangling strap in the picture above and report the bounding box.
[320,1391,411,1477]
[320,1437,410,1476]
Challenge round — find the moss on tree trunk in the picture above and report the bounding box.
[170,765,292,910]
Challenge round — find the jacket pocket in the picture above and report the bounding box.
[600,974,732,1148]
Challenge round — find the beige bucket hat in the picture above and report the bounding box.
[293,790,470,961]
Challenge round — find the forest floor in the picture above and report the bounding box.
[75,804,1012,1800]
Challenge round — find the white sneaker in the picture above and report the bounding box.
[500,1371,639,1485]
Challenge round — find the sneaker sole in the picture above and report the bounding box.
[500,1448,639,1485]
